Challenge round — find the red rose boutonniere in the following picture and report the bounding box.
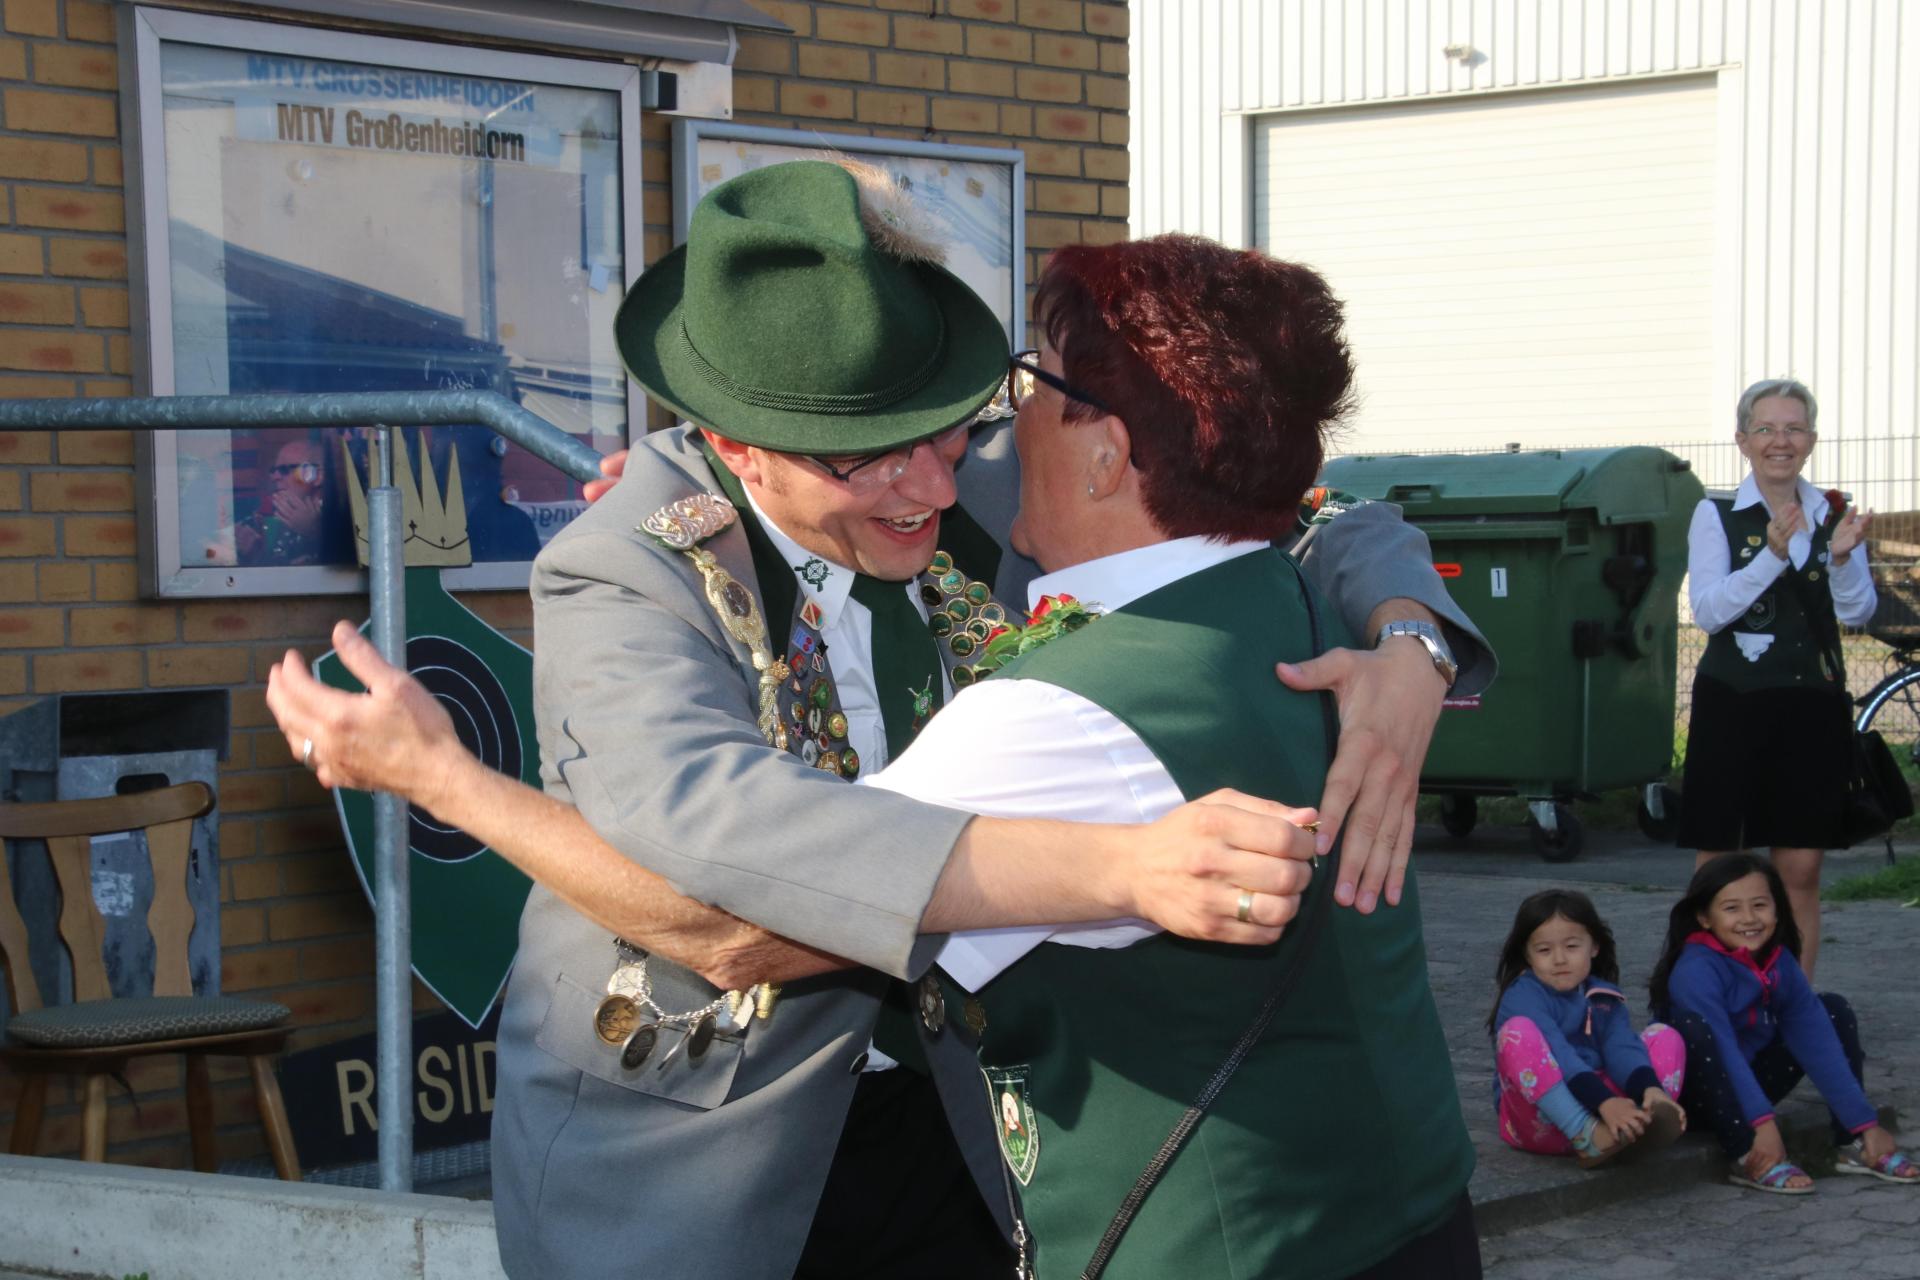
[971,593,1099,678]
[1823,488,1848,530]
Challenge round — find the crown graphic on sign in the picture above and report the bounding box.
[341,433,473,569]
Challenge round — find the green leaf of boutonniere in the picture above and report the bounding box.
[972,593,1098,678]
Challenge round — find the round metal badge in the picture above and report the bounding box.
[687,1014,718,1061]
[595,994,641,1046]
[620,1021,659,1070]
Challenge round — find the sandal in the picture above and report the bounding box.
[1834,1142,1920,1185]
[1573,1125,1636,1170]
[1728,1159,1815,1195]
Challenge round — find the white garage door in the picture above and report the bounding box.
[1254,77,1717,455]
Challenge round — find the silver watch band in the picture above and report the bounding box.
[1374,619,1458,691]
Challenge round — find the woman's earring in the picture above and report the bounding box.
[1086,482,1096,497]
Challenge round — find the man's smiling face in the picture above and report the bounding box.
[742,429,969,581]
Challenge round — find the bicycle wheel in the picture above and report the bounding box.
[1855,663,1920,763]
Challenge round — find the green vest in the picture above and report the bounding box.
[968,549,1473,1280]
[1698,498,1846,694]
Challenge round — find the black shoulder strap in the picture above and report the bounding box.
[1078,558,1341,1280]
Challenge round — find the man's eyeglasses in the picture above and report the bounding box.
[802,422,971,494]
[1009,350,1112,415]
[1742,425,1815,442]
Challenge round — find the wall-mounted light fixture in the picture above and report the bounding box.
[1442,43,1476,63]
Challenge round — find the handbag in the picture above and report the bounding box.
[1844,728,1913,847]
[1772,516,1915,848]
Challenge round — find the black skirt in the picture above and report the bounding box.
[1677,672,1854,851]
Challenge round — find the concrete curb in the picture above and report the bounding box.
[1473,1101,1900,1237]
[0,1155,504,1280]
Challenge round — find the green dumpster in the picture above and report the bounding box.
[1320,447,1705,861]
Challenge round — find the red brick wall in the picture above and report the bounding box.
[0,0,1128,1170]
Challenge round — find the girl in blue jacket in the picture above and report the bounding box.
[1489,889,1687,1166]
[1650,852,1917,1194]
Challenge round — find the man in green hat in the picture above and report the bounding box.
[269,159,1489,1279]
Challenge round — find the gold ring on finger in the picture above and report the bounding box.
[1235,888,1255,924]
[1300,820,1320,834]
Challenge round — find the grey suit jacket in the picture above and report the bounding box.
[491,424,1488,1279]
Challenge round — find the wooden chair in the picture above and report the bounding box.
[0,781,300,1178]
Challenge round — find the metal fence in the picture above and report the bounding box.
[1330,435,1920,770]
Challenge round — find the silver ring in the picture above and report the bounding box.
[301,737,315,770]
[1235,889,1255,924]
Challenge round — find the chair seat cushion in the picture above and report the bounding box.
[6,995,290,1049]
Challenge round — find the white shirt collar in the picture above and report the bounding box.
[1732,473,1830,526]
[1026,536,1270,616]
[742,488,856,626]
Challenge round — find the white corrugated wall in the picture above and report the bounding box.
[1131,0,1920,508]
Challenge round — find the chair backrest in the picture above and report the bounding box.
[0,781,215,1015]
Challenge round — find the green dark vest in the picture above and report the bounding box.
[1698,498,1846,694]
[970,549,1473,1280]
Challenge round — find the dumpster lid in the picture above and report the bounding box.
[1320,447,1694,519]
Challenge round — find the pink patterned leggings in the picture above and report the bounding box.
[1494,1017,1687,1155]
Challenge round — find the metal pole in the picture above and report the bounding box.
[368,425,413,1192]
[0,391,603,484]
[0,389,607,1191]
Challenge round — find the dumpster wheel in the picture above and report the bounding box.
[1636,783,1683,843]
[1438,793,1477,839]
[1527,801,1584,862]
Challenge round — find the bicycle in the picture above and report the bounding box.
[1853,558,1920,758]
[1851,557,1920,864]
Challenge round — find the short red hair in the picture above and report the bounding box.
[1034,235,1353,542]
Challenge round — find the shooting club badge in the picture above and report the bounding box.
[984,1064,1040,1185]
[322,437,537,1028]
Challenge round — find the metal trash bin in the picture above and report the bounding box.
[0,688,229,1018]
[1321,447,1703,860]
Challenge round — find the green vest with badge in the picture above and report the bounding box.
[1698,498,1847,694]
[967,548,1473,1280]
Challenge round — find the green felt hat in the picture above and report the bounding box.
[614,161,1008,453]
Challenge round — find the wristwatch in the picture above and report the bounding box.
[1375,620,1459,692]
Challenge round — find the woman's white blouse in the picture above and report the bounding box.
[1686,475,1877,635]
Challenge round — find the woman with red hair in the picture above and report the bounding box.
[869,234,1480,1278]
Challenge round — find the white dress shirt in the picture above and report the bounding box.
[1687,476,1876,663]
[862,536,1272,992]
[747,491,950,1069]
[745,490,952,776]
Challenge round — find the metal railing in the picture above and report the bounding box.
[0,391,602,1193]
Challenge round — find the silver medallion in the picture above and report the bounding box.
[620,1020,659,1070]
[607,962,648,1001]
[687,1014,718,1061]
[918,975,946,1035]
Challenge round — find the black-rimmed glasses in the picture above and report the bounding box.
[1009,350,1113,415]
[801,422,972,494]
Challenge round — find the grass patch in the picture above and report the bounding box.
[1827,858,1920,904]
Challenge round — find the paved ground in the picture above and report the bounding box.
[1479,1175,1920,1279]
[1410,821,1920,1279]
